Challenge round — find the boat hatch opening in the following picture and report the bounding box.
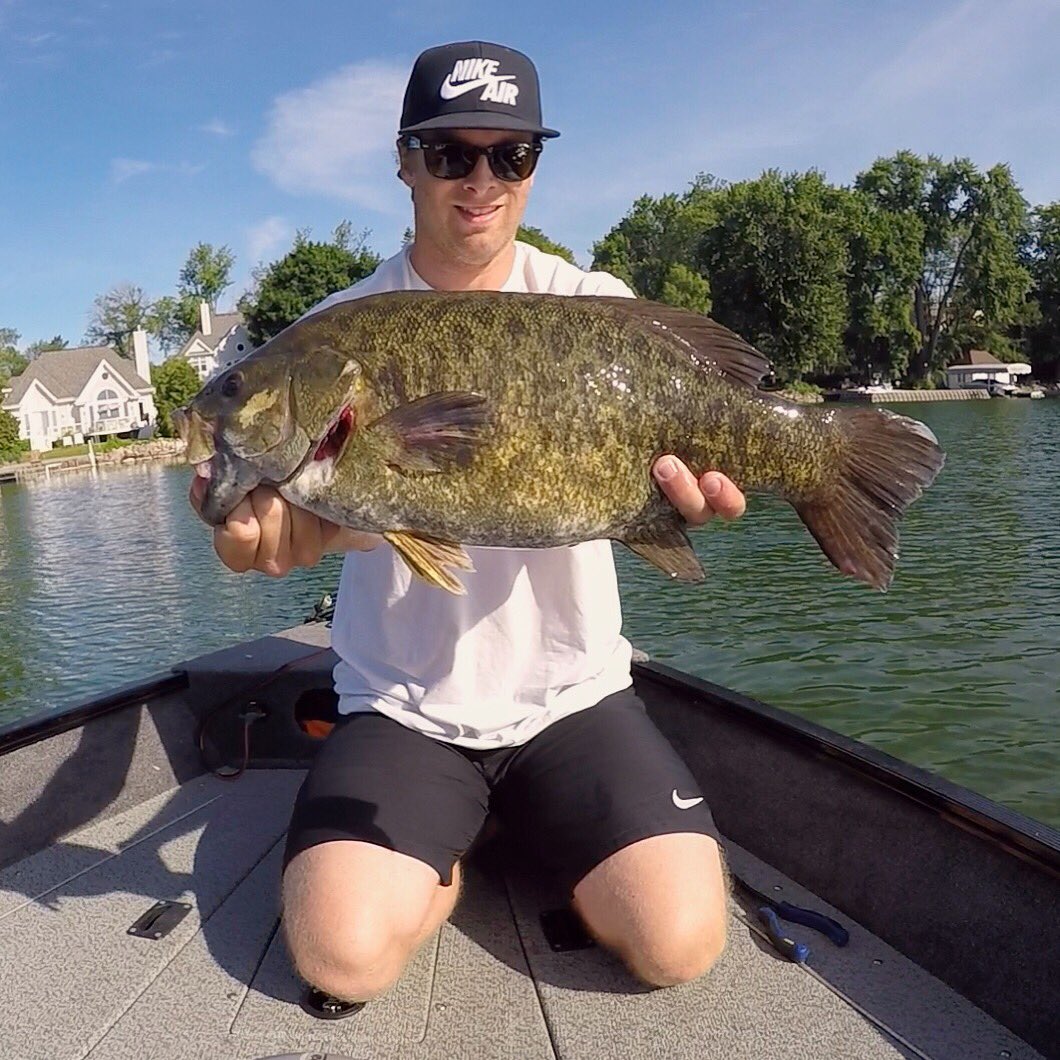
[294,687,340,739]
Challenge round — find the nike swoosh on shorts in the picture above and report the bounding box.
[672,789,705,810]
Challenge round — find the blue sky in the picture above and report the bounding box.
[2,0,1058,359]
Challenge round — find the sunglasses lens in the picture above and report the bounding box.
[418,141,541,182]
[423,143,475,179]
[493,143,540,181]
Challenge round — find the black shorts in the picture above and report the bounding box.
[282,686,719,892]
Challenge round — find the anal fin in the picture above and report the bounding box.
[384,531,475,594]
[623,525,705,582]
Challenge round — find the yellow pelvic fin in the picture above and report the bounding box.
[384,530,475,595]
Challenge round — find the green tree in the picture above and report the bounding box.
[658,263,711,314]
[855,153,1032,380]
[593,176,723,302]
[696,170,850,382]
[0,408,22,461]
[149,243,238,354]
[147,295,194,353]
[839,192,923,383]
[24,335,68,359]
[179,242,235,306]
[1026,202,1060,382]
[85,284,152,356]
[0,329,27,386]
[516,225,576,264]
[151,357,203,437]
[241,231,381,345]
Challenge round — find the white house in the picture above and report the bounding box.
[177,302,252,381]
[1,331,157,452]
[944,350,1033,389]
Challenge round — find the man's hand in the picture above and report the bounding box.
[189,478,376,576]
[651,457,746,526]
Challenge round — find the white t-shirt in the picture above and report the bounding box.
[310,241,636,749]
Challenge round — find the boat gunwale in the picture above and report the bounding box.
[0,670,188,759]
[636,658,1060,879]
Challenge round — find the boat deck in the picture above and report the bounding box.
[0,769,1042,1060]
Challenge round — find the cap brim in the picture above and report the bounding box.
[399,112,559,138]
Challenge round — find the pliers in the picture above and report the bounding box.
[732,873,850,962]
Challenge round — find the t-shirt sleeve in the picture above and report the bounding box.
[573,270,638,300]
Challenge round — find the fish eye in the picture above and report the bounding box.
[221,371,243,399]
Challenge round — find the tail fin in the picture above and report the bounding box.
[793,409,944,591]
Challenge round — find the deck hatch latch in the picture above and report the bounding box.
[127,900,192,939]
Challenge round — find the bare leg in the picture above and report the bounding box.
[282,840,462,1002]
[572,832,728,987]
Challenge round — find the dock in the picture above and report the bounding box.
[824,388,992,403]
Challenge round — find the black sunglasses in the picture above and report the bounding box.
[403,135,542,182]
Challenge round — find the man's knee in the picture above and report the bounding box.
[280,842,450,1002]
[283,913,408,1002]
[627,913,727,987]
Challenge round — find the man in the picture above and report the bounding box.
[191,41,746,1004]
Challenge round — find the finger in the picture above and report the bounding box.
[699,472,746,521]
[653,456,714,525]
[321,524,381,554]
[213,494,261,573]
[251,487,292,577]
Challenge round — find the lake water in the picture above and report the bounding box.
[0,399,1057,825]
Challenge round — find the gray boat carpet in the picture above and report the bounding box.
[0,769,1044,1060]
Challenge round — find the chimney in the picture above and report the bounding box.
[131,329,151,384]
[199,300,212,336]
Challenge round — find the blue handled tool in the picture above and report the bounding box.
[733,874,850,961]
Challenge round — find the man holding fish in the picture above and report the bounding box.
[187,40,939,1009]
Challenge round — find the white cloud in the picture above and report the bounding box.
[110,158,157,183]
[198,118,234,137]
[251,60,406,208]
[246,215,292,264]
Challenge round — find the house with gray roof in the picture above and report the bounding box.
[944,349,1032,392]
[1,331,157,452]
[178,302,252,382]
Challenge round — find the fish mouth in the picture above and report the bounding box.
[173,406,217,466]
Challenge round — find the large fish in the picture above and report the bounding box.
[175,292,944,593]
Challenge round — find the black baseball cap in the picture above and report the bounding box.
[399,41,560,139]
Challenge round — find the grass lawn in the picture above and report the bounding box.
[39,439,134,460]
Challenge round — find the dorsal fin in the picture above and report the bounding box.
[589,297,771,390]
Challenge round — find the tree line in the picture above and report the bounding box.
[592,152,1059,386]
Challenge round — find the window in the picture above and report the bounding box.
[96,388,120,420]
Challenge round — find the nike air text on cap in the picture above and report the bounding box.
[400,41,560,139]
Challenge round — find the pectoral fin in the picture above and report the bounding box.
[623,525,705,582]
[384,530,475,594]
[370,391,491,473]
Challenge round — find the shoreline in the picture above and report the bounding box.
[0,438,187,483]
